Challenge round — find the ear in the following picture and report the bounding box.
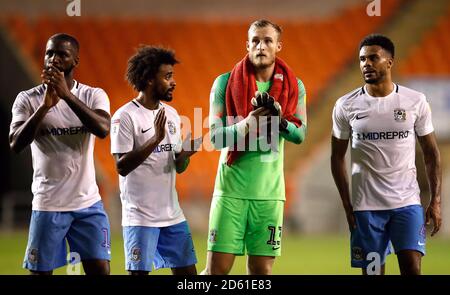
[246,40,250,52]
[73,56,80,68]
[387,57,394,69]
[276,41,282,53]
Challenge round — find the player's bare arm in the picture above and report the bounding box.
[114,108,166,176]
[331,136,356,229]
[9,86,59,153]
[418,132,442,236]
[42,64,110,138]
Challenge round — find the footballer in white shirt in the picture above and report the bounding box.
[331,34,441,275]
[9,34,111,275]
[111,46,201,275]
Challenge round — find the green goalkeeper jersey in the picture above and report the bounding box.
[209,72,307,201]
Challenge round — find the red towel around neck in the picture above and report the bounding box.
[225,55,302,165]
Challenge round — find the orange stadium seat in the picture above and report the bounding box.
[400,4,450,76]
[3,0,401,202]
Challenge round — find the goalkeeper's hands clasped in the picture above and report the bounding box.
[251,91,288,132]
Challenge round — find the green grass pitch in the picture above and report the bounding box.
[0,231,449,274]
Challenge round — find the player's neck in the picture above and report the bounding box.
[137,92,159,110]
[65,74,75,90]
[365,81,394,97]
[254,64,275,82]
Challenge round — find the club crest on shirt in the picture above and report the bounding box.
[209,229,217,243]
[352,247,363,261]
[28,248,38,264]
[130,247,141,262]
[394,108,406,122]
[168,120,176,135]
[274,73,284,81]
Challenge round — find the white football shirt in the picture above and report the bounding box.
[110,99,185,227]
[10,81,110,211]
[332,83,434,211]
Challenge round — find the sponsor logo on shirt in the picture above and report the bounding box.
[355,130,410,141]
[153,143,177,153]
[41,126,88,137]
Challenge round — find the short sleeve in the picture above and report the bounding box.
[332,100,351,139]
[10,92,31,126]
[174,115,183,154]
[91,88,110,114]
[110,110,134,154]
[415,95,434,136]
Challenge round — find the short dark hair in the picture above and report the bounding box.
[49,33,79,53]
[359,34,395,58]
[126,46,179,92]
[248,19,282,40]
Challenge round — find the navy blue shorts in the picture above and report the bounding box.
[23,201,111,272]
[123,221,197,272]
[351,205,426,268]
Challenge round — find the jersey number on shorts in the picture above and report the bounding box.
[266,225,282,250]
[101,228,110,248]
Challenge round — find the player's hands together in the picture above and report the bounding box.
[251,91,273,109]
[41,84,60,109]
[246,92,272,132]
[251,91,287,131]
[426,199,442,236]
[41,65,72,100]
[154,108,167,143]
[251,91,282,116]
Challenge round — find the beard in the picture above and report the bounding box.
[364,77,380,84]
[63,64,76,76]
[154,87,173,102]
[250,54,274,70]
[161,94,173,102]
[363,70,386,84]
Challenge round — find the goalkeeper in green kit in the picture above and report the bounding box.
[202,19,307,275]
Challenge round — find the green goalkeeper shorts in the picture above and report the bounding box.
[207,196,284,256]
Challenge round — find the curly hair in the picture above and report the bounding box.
[126,46,179,92]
